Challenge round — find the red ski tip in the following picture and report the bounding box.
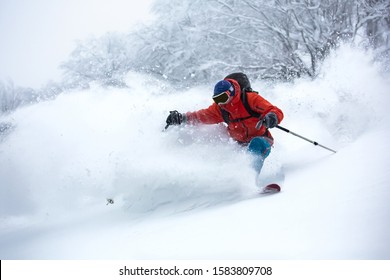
[262,183,281,193]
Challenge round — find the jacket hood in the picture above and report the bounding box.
[221,78,241,107]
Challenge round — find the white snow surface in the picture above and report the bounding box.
[0,46,389,259]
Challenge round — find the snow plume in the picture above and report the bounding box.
[0,76,255,226]
[0,45,389,259]
[267,45,390,146]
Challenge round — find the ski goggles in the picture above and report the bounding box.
[213,90,231,104]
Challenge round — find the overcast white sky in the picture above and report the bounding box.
[0,0,154,88]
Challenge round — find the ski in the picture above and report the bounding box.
[259,183,281,195]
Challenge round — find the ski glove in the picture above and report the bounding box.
[263,112,278,129]
[166,110,186,126]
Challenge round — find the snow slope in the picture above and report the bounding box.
[0,45,389,259]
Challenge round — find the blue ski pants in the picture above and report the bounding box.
[247,136,272,172]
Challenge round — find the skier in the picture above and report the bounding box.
[165,73,284,188]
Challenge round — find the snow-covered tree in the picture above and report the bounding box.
[0,80,36,113]
[55,0,390,87]
[2,1,388,113]
[0,80,64,114]
[128,0,390,83]
[60,32,135,88]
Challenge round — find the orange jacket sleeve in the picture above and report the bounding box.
[185,103,224,124]
[247,92,284,124]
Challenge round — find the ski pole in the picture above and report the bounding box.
[276,125,337,153]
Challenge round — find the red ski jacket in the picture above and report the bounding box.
[185,79,284,144]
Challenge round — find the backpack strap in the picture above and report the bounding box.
[220,108,230,123]
[220,111,253,123]
[220,90,261,124]
[241,90,261,119]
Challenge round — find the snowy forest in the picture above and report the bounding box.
[0,0,389,114]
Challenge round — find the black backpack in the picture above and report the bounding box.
[221,73,261,124]
[224,72,253,92]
